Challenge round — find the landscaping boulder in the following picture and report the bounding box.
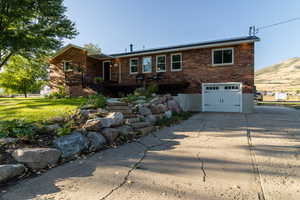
[117,126,134,136]
[150,104,167,114]
[164,110,172,119]
[150,97,162,105]
[79,109,90,119]
[134,99,147,104]
[105,112,124,127]
[0,164,26,183]
[45,124,60,133]
[86,132,107,151]
[101,128,120,144]
[0,138,19,146]
[96,108,109,116]
[83,118,102,131]
[53,132,88,158]
[81,104,96,110]
[12,148,61,170]
[83,112,124,130]
[145,114,157,124]
[138,106,152,116]
[167,99,182,113]
[51,116,65,123]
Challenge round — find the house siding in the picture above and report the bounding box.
[49,41,255,97]
[117,42,254,94]
[49,47,101,96]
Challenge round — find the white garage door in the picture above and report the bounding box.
[202,83,242,113]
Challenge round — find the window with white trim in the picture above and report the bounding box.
[156,55,166,72]
[212,48,234,65]
[130,58,138,74]
[171,54,182,71]
[142,57,152,73]
[63,61,72,71]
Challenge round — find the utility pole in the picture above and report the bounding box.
[249,25,258,36]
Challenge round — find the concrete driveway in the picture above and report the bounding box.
[1,106,300,200]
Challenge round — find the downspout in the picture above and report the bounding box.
[119,63,122,83]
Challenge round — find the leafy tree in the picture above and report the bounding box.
[0,0,78,68]
[0,55,48,97]
[84,43,101,55]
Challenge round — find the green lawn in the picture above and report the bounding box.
[258,102,300,109]
[0,97,86,122]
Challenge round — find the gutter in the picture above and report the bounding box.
[111,38,259,58]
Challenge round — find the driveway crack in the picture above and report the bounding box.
[99,140,170,200]
[197,153,206,182]
[244,114,266,200]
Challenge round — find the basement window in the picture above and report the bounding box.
[212,48,234,66]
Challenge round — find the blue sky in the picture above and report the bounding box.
[64,0,300,70]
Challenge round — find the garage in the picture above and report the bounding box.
[202,83,242,113]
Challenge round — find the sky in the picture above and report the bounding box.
[63,0,300,70]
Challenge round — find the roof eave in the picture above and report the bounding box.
[110,37,259,58]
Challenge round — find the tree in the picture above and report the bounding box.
[0,0,78,68]
[0,55,48,97]
[83,43,101,55]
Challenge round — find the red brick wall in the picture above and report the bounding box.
[116,42,254,93]
[50,42,255,96]
[49,47,102,96]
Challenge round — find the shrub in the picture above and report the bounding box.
[155,112,192,127]
[94,77,104,84]
[0,120,36,140]
[121,94,139,103]
[85,94,107,108]
[48,85,66,99]
[134,87,148,97]
[147,83,159,95]
[57,120,74,136]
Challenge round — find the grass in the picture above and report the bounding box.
[257,101,300,109]
[0,97,86,123]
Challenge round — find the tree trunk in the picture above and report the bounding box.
[0,52,13,68]
[24,88,27,98]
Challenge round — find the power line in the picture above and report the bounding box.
[249,16,300,36]
[257,16,300,30]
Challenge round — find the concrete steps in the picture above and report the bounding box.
[124,117,141,125]
[106,101,156,136]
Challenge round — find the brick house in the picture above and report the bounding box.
[49,36,260,113]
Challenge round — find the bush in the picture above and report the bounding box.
[155,112,192,127]
[121,94,139,103]
[57,120,74,136]
[0,120,36,140]
[134,87,148,97]
[85,94,107,108]
[147,83,159,95]
[94,77,104,84]
[48,85,66,99]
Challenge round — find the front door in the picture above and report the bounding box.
[103,61,111,81]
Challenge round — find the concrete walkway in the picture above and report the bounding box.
[1,106,300,200]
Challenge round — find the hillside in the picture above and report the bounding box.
[255,57,300,92]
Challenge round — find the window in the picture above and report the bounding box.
[142,57,152,73]
[212,48,234,65]
[63,61,72,71]
[156,55,166,72]
[171,53,182,71]
[130,58,138,74]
